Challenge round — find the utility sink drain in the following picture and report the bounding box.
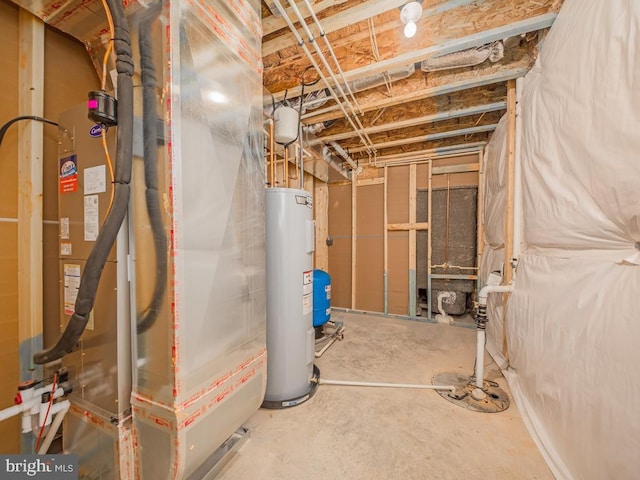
[432,372,510,413]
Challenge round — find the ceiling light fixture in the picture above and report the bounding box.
[400,1,423,39]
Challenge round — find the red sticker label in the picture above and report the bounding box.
[60,155,78,194]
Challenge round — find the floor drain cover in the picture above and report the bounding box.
[432,372,510,413]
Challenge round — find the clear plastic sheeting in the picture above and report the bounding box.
[129,0,266,478]
[480,117,507,368]
[481,0,640,478]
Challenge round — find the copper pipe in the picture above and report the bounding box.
[445,173,451,267]
[285,146,289,188]
[269,119,274,187]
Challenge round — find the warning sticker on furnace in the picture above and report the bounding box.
[63,264,81,316]
[60,155,78,194]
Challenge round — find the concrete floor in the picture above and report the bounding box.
[219,312,552,480]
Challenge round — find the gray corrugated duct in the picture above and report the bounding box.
[421,41,504,72]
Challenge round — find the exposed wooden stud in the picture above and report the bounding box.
[356,177,384,186]
[433,163,480,175]
[302,68,527,124]
[503,79,517,358]
[383,166,388,315]
[315,102,507,144]
[348,124,498,154]
[409,164,417,316]
[17,10,44,381]
[476,149,485,291]
[314,180,329,271]
[262,0,348,37]
[351,174,357,309]
[426,161,434,319]
[387,222,430,231]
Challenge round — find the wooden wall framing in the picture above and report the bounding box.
[327,154,481,315]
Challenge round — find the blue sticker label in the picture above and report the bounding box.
[89,124,102,137]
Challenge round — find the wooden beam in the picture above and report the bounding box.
[263,0,347,37]
[383,166,388,314]
[374,142,486,163]
[347,124,498,154]
[356,177,384,186]
[301,68,527,124]
[315,102,507,144]
[18,10,44,381]
[426,162,433,319]
[476,150,485,290]
[432,163,480,175]
[314,180,329,271]
[503,79,517,358]
[408,164,417,316]
[274,12,556,101]
[346,13,556,82]
[387,222,429,231]
[351,174,356,309]
[263,0,480,56]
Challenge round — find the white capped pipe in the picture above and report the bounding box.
[319,378,456,393]
[474,284,514,391]
[475,329,486,390]
[37,400,70,454]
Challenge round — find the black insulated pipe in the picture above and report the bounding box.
[34,0,134,365]
[136,13,168,334]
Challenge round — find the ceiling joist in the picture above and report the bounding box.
[314,101,506,144]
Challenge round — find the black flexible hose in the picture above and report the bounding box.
[34,0,134,364]
[0,116,58,148]
[136,14,167,334]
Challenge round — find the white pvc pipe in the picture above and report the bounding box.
[319,378,456,393]
[478,284,514,305]
[301,0,363,114]
[329,141,358,171]
[475,284,514,390]
[279,0,375,155]
[37,400,70,454]
[315,337,338,358]
[0,404,23,422]
[475,329,486,389]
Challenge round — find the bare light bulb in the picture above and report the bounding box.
[404,21,417,38]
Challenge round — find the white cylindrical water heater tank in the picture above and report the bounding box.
[274,106,299,145]
[263,188,318,408]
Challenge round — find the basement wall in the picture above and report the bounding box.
[328,156,478,314]
[481,0,640,478]
[0,0,99,452]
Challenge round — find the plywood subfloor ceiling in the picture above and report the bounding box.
[263,0,563,167]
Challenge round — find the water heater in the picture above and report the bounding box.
[264,188,318,408]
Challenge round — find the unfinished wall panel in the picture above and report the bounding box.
[355,184,383,312]
[328,184,352,308]
[386,166,409,315]
[0,0,21,454]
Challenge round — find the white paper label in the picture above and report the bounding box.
[63,264,81,316]
[84,195,99,241]
[303,293,312,315]
[325,285,331,300]
[303,283,313,295]
[303,270,312,285]
[60,242,72,256]
[84,165,107,195]
[60,217,69,239]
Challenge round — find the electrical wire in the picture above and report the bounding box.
[99,0,115,216]
[35,373,57,453]
[0,116,58,149]
[101,126,115,216]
